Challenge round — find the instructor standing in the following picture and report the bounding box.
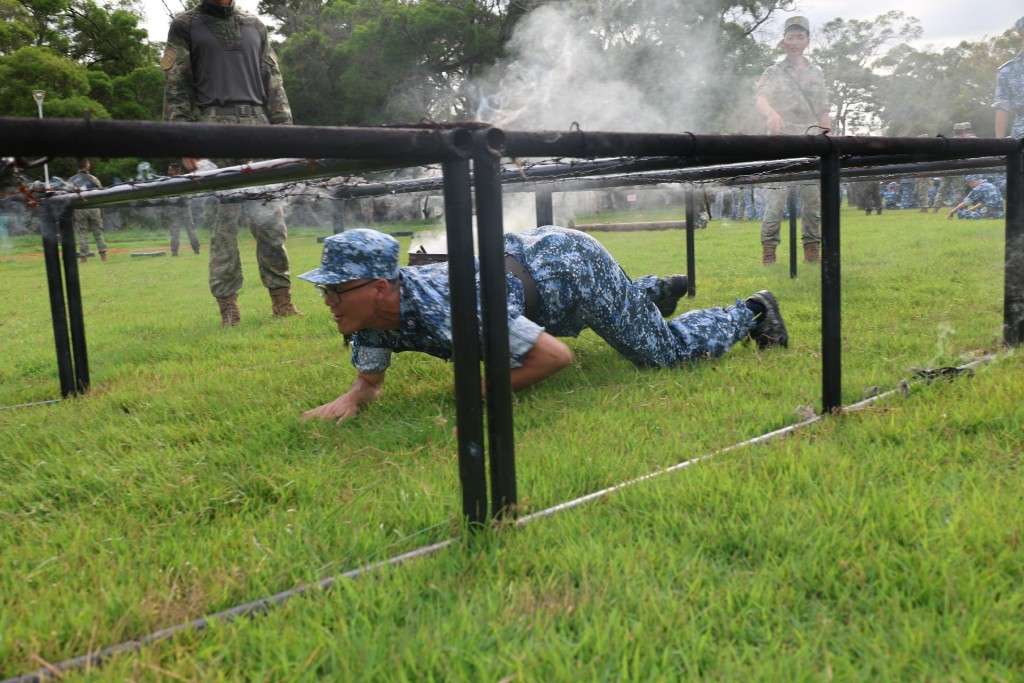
[754,16,832,266]
[162,0,301,326]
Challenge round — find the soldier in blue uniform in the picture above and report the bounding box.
[299,227,788,423]
[994,16,1024,139]
[947,175,1005,220]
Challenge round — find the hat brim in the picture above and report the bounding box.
[298,267,349,285]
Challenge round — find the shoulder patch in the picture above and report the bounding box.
[161,47,178,71]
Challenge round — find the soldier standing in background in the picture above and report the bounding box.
[164,163,202,256]
[754,16,832,265]
[162,0,301,326]
[994,16,1024,139]
[931,122,975,212]
[68,157,108,263]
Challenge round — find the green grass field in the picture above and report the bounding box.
[1,207,1022,681]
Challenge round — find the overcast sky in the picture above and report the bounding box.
[138,0,1019,51]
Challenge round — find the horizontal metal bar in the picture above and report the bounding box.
[38,158,416,208]
[501,130,1024,161]
[0,117,473,162]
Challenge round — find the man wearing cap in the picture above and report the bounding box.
[994,16,1024,139]
[299,226,788,423]
[162,0,301,326]
[754,15,832,266]
[947,175,1005,220]
[931,122,976,212]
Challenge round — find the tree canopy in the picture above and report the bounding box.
[0,0,1018,139]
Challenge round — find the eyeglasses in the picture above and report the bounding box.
[316,279,376,305]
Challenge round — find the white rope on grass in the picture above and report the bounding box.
[3,356,993,683]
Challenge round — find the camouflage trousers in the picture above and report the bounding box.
[915,178,932,207]
[507,227,758,369]
[74,208,107,254]
[955,208,1004,220]
[162,205,200,254]
[208,200,291,299]
[760,183,820,246]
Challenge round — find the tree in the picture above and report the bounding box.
[0,0,35,55]
[277,0,512,125]
[809,11,922,135]
[0,46,108,118]
[66,0,158,77]
[875,32,1019,137]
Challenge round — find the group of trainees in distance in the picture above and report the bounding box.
[298,226,789,424]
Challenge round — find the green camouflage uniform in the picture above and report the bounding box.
[755,57,830,246]
[68,170,107,255]
[162,198,201,255]
[162,0,293,299]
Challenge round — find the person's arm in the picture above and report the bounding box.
[756,94,784,134]
[302,371,385,424]
[161,19,195,123]
[947,200,968,219]
[817,110,832,132]
[509,332,573,391]
[995,108,1011,139]
[258,21,293,125]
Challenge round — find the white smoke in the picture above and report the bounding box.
[471,0,726,134]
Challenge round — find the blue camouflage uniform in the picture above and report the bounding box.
[994,28,1024,139]
[956,179,1004,219]
[309,227,758,374]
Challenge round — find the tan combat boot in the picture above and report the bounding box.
[99,251,108,262]
[217,294,241,327]
[761,243,777,266]
[269,288,303,317]
[803,242,820,264]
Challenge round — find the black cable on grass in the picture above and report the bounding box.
[3,356,993,683]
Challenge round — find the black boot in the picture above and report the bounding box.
[654,275,689,317]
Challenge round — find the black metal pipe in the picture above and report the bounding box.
[59,207,89,393]
[501,129,1022,161]
[0,117,473,162]
[685,190,696,296]
[1005,149,1024,346]
[473,130,517,519]
[442,159,488,526]
[38,205,74,397]
[501,156,1007,198]
[47,158,423,209]
[820,152,842,413]
[787,187,798,279]
[535,189,554,227]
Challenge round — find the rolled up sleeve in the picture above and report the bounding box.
[507,315,545,368]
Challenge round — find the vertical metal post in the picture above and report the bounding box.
[684,188,696,296]
[1005,148,1024,346]
[442,159,488,526]
[820,152,842,413]
[535,188,554,227]
[473,130,517,518]
[59,206,89,393]
[787,187,798,278]
[39,203,75,397]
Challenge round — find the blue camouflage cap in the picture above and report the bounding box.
[299,229,400,285]
[965,174,983,182]
[1016,16,1024,33]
